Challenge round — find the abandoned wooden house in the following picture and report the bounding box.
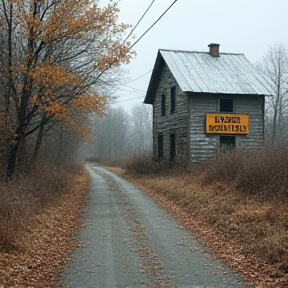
[144,43,273,163]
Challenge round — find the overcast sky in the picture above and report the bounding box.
[100,0,288,112]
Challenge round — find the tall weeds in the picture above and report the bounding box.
[125,153,193,176]
[203,146,288,198]
[0,162,80,252]
[125,146,288,272]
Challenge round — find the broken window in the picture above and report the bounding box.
[220,135,235,152]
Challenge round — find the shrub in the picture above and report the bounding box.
[202,145,288,198]
[125,153,193,176]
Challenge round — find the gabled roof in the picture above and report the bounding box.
[144,49,273,104]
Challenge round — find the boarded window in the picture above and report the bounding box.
[158,134,164,158]
[161,93,166,116]
[170,86,176,113]
[220,135,235,152]
[220,99,234,112]
[170,134,176,161]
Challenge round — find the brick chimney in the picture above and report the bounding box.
[208,43,220,57]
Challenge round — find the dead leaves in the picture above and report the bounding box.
[0,167,89,288]
[125,174,288,288]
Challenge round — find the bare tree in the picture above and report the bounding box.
[94,107,130,161]
[257,44,288,145]
[88,104,152,163]
[130,104,152,155]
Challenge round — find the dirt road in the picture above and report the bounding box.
[60,165,253,288]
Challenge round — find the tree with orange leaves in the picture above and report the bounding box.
[0,0,134,179]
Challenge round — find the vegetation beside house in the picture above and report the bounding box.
[123,146,288,288]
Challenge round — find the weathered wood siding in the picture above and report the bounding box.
[188,93,218,163]
[236,95,264,148]
[188,93,264,163]
[152,64,189,161]
[151,63,265,163]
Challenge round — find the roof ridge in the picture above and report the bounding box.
[159,48,244,56]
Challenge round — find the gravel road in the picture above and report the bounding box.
[60,165,253,288]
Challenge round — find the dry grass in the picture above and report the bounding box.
[124,149,288,287]
[0,162,89,287]
[0,162,82,252]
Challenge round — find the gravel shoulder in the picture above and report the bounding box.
[60,165,253,288]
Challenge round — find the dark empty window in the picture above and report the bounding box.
[220,136,235,152]
[220,99,234,112]
[158,134,164,159]
[170,86,176,113]
[170,134,176,161]
[161,93,166,116]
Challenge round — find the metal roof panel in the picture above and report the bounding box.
[159,49,273,96]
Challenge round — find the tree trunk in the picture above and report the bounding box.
[5,137,21,181]
[5,3,13,113]
[32,121,45,162]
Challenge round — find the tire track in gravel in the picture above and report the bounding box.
[97,167,176,287]
[60,165,254,288]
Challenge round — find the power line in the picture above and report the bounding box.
[123,0,156,44]
[101,1,179,104]
[122,84,146,93]
[115,90,136,97]
[110,95,144,103]
[120,70,152,85]
[114,84,145,96]
[129,0,178,50]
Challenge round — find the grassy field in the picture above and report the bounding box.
[121,147,288,288]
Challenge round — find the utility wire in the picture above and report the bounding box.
[123,0,156,44]
[122,84,146,93]
[129,0,178,50]
[120,70,152,85]
[108,1,179,104]
[110,95,144,103]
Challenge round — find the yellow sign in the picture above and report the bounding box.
[206,114,249,134]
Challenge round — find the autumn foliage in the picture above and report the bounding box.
[0,0,134,178]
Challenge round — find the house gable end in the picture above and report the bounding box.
[144,51,166,104]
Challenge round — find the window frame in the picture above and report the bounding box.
[158,134,164,159]
[170,133,176,161]
[170,86,176,114]
[161,93,166,116]
[220,135,235,152]
[219,98,234,113]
